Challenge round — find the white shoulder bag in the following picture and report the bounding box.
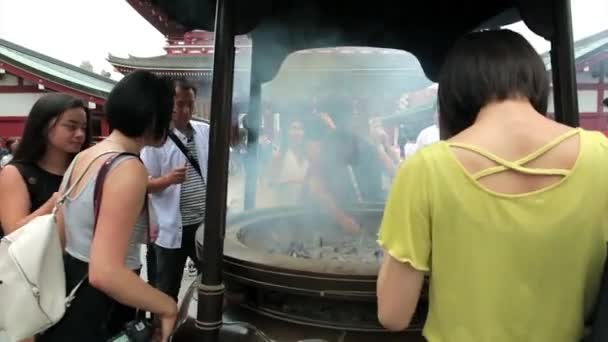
[0,151,120,341]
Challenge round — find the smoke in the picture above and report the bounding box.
[226,44,437,217]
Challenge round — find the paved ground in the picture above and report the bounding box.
[139,245,199,303]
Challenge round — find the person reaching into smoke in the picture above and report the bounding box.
[301,110,387,234]
[369,118,400,177]
[322,97,392,202]
[300,117,360,233]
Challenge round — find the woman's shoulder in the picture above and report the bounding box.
[0,163,28,192]
[105,154,148,180]
[405,142,448,165]
[579,129,608,156]
[580,128,608,143]
[3,160,36,179]
[7,159,30,169]
[394,143,443,176]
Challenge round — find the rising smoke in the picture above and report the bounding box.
[226,43,437,216]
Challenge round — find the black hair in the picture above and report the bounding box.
[302,114,332,142]
[437,29,550,139]
[5,138,17,151]
[174,78,198,95]
[12,93,91,164]
[105,71,174,143]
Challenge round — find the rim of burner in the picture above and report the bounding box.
[219,205,384,278]
[239,303,425,332]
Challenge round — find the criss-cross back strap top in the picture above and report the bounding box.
[447,128,581,180]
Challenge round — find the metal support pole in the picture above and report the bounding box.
[550,0,579,126]
[198,0,235,341]
[244,46,262,210]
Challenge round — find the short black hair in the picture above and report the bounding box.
[174,78,198,95]
[13,93,91,164]
[437,29,549,139]
[105,71,174,143]
[603,97,608,108]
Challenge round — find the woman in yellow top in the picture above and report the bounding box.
[377,29,608,342]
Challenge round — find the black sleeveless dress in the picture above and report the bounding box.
[0,161,63,238]
[11,161,63,212]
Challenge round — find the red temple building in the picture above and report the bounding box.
[110,2,432,128]
[114,0,608,140]
[0,38,116,138]
[381,29,608,139]
[542,29,608,130]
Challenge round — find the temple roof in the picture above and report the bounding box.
[138,0,557,82]
[0,38,115,100]
[541,29,608,70]
[108,47,427,74]
[109,28,608,89]
[108,53,241,72]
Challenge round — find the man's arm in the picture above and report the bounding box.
[307,173,360,234]
[376,145,398,178]
[141,146,184,193]
[147,175,174,193]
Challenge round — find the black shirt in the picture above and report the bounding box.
[11,161,63,213]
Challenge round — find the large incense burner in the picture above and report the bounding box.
[184,205,428,340]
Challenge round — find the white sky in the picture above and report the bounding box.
[0,0,606,80]
[0,0,165,79]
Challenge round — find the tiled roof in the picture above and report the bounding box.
[541,29,608,70]
[0,38,115,98]
[107,47,424,73]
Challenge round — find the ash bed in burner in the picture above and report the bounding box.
[237,212,383,264]
[223,205,384,279]
[209,205,428,333]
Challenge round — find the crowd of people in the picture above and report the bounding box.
[1,28,608,342]
[0,137,20,168]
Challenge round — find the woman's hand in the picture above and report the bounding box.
[156,302,178,342]
[337,214,361,234]
[318,112,337,130]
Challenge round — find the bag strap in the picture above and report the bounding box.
[66,152,141,307]
[168,131,203,178]
[54,150,122,212]
[92,152,141,228]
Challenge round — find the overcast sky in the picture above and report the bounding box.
[0,0,606,80]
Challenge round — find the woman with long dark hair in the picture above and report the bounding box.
[0,93,90,235]
[377,29,608,342]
